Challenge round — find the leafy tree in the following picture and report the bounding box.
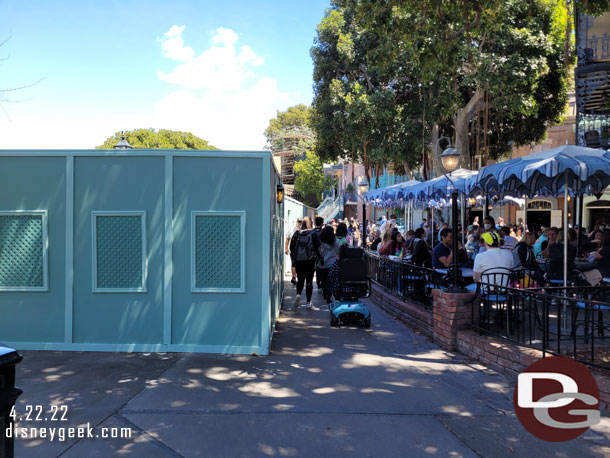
[293,150,325,206]
[264,104,315,154]
[578,0,610,15]
[96,128,217,150]
[311,5,427,183]
[313,0,573,177]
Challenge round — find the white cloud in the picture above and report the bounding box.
[165,25,186,38]
[155,25,300,149]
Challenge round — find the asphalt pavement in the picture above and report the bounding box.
[10,280,610,457]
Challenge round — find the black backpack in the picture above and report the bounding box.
[296,230,314,261]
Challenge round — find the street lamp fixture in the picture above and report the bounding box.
[276,183,284,204]
[440,147,460,173]
[437,144,467,293]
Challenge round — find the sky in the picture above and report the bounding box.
[0,0,331,150]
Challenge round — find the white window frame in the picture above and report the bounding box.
[92,211,147,293]
[0,210,49,292]
[191,211,246,293]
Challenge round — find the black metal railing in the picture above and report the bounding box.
[472,283,610,370]
[365,251,441,309]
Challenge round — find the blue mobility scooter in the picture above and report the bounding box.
[330,246,371,328]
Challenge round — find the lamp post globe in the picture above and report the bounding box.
[440,147,460,174]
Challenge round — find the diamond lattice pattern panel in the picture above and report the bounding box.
[196,215,241,289]
[0,215,44,288]
[96,215,143,289]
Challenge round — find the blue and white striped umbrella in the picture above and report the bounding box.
[476,145,610,198]
[402,168,478,202]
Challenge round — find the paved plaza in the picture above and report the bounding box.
[11,281,610,457]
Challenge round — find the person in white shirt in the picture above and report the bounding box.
[473,231,514,284]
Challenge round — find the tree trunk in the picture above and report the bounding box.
[430,124,442,178]
[454,89,485,169]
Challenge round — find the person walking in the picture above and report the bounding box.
[319,225,341,304]
[313,216,324,290]
[290,216,323,310]
[285,218,302,285]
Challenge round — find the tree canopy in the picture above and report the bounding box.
[311,0,573,179]
[96,128,217,150]
[264,104,315,153]
[293,150,325,206]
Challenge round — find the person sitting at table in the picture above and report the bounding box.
[548,230,576,278]
[432,228,454,269]
[370,229,382,251]
[411,228,431,266]
[587,230,603,252]
[404,229,416,250]
[533,228,549,260]
[500,226,517,250]
[513,232,537,270]
[541,227,558,259]
[473,231,514,284]
[591,231,610,277]
[390,230,407,257]
[378,228,394,256]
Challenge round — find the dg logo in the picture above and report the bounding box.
[514,356,601,442]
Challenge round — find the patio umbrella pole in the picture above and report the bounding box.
[460,194,465,248]
[576,194,584,257]
[430,206,434,248]
[523,197,529,234]
[564,174,568,288]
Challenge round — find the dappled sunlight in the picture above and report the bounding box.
[294,347,334,358]
[257,443,298,457]
[483,382,509,393]
[238,381,299,398]
[204,367,257,381]
[182,378,204,389]
[360,387,393,394]
[273,403,295,411]
[341,353,409,372]
[218,403,241,411]
[383,381,415,388]
[440,405,473,417]
[312,385,353,395]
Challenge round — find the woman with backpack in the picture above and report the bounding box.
[289,216,323,310]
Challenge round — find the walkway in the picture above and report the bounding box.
[12,281,610,457]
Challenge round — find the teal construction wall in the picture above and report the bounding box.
[0,150,282,354]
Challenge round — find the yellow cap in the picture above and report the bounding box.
[481,231,499,246]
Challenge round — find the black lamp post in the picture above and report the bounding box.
[358,179,369,248]
[440,146,466,292]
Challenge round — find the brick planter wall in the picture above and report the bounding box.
[369,283,433,338]
[456,329,610,410]
[432,288,475,351]
[371,282,610,410]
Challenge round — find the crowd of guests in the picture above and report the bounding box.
[284,216,365,310]
[284,211,610,311]
[365,213,610,287]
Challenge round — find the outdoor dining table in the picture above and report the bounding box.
[435,267,474,278]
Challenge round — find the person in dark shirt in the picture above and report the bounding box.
[432,228,453,269]
[548,230,576,279]
[592,231,610,277]
[370,229,382,251]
